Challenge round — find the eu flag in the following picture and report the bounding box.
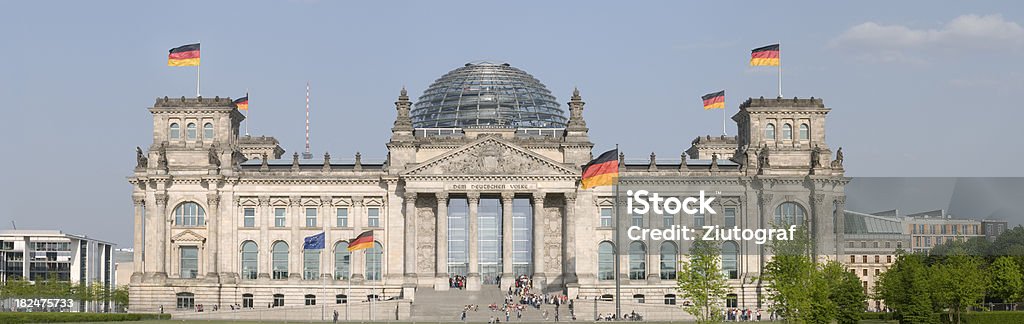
[303,232,325,250]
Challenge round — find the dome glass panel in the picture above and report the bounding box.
[411,62,567,128]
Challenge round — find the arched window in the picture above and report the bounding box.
[169,123,180,139]
[764,123,776,140]
[334,241,351,280]
[598,241,615,281]
[365,242,383,281]
[304,294,316,305]
[799,123,809,140]
[176,292,195,309]
[203,122,214,139]
[173,202,205,227]
[774,202,806,226]
[722,241,739,279]
[272,241,289,279]
[241,241,258,279]
[660,242,678,280]
[629,241,646,280]
[186,123,197,140]
[782,123,793,140]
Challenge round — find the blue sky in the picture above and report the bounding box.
[1,1,1022,245]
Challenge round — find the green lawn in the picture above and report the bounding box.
[68,321,900,324]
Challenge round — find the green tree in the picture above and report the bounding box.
[676,239,731,324]
[112,286,130,312]
[932,254,987,324]
[876,253,935,324]
[761,226,816,323]
[824,261,865,324]
[989,256,1024,305]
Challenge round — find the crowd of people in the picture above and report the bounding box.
[450,275,468,289]
[724,308,764,321]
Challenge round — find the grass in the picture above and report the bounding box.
[67,321,901,324]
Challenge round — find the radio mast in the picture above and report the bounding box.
[303,81,313,159]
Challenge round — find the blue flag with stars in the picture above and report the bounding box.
[303,232,325,250]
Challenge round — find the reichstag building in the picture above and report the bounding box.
[127,62,848,313]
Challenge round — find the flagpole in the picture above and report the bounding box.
[613,144,621,320]
[722,97,727,136]
[196,41,201,97]
[777,41,783,98]
[244,89,249,136]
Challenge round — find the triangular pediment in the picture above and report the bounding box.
[171,230,206,243]
[404,136,577,176]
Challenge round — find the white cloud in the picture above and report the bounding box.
[830,14,1024,62]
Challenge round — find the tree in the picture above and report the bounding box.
[823,261,865,324]
[876,253,935,324]
[989,256,1024,306]
[112,286,130,312]
[676,239,731,324]
[932,254,987,324]
[761,226,817,323]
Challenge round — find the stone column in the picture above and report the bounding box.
[563,192,578,285]
[466,192,481,291]
[532,192,546,290]
[434,192,450,290]
[351,197,365,282]
[403,192,418,282]
[153,192,168,277]
[500,192,514,289]
[205,192,220,279]
[258,196,271,279]
[132,194,145,277]
[321,196,332,280]
[289,196,302,280]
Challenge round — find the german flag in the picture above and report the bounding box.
[168,43,200,66]
[750,44,780,66]
[233,95,249,111]
[702,90,725,110]
[347,230,374,252]
[581,149,619,189]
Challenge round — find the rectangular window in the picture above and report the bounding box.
[179,246,198,279]
[952,225,958,235]
[336,208,349,227]
[631,212,643,227]
[663,214,673,227]
[305,208,317,227]
[600,207,612,227]
[274,208,286,227]
[925,237,931,246]
[367,207,380,227]
[243,208,256,228]
[724,208,736,228]
[303,250,320,280]
[694,213,705,228]
[897,241,902,249]
[941,225,947,234]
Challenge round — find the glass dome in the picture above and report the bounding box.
[411,62,567,128]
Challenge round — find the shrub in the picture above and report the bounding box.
[0,312,170,324]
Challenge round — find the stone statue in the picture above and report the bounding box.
[679,152,688,171]
[208,145,221,167]
[618,152,625,167]
[354,152,363,170]
[292,152,300,171]
[323,152,331,172]
[260,153,269,171]
[648,152,657,171]
[831,147,844,168]
[811,144,822,168]
[157,144,168,171]
[758,144,770,173]
[135,146,148,169]
[710,153,719,171]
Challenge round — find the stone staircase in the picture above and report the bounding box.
[411,287,572,322]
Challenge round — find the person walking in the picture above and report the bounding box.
[333,310,339,323]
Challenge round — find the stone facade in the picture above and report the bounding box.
[128,82,847,312]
